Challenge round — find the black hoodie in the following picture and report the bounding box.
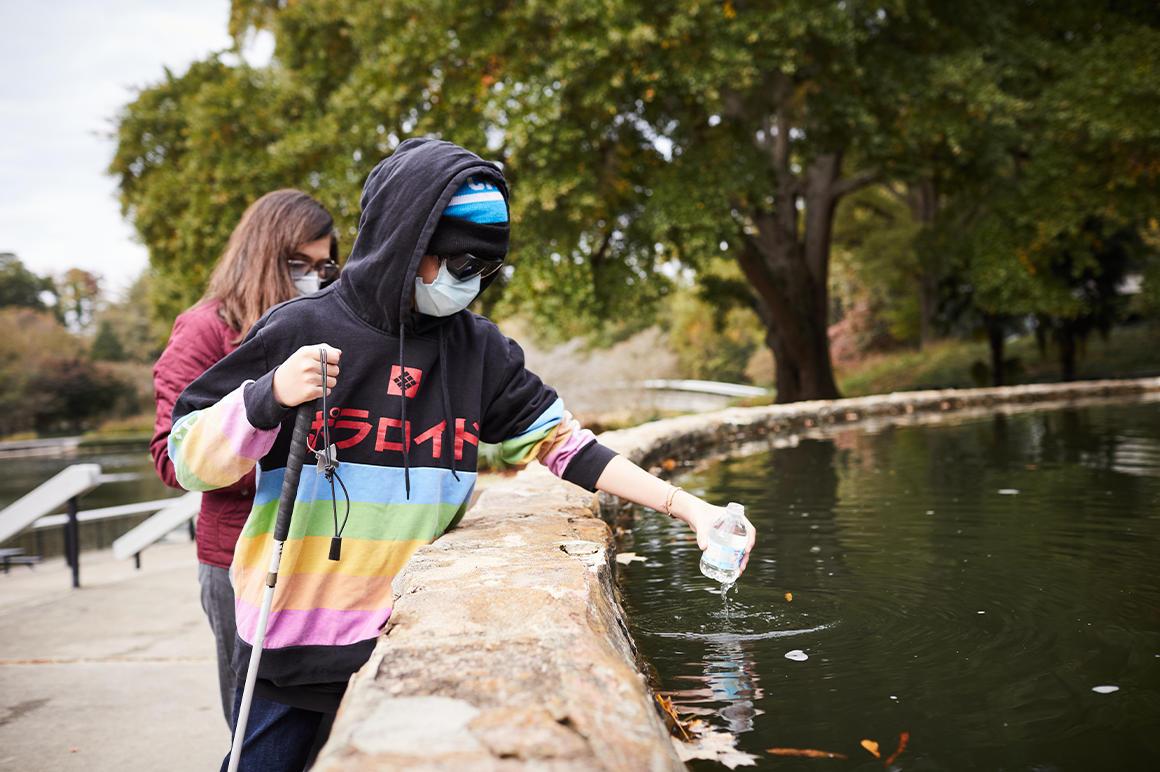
[169,139,617,708]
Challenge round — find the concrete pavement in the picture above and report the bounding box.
[0,539,227,771]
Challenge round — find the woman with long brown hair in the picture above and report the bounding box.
[150,189,339,727]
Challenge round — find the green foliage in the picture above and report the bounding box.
[0,308,137,437]
[54,268,102,333]
[838,320,1160,397]
[832,186,924,346]
[0,309,79,435]
[665,261,764,383]
[0,253,55,311]
[110,0,1160,392]
[90,320,127,362]
[110,56,337,323]
[29,359,128,435]
[92,272,170,364]
[932,12,1160,347]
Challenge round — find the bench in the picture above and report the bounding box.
[0,547,42,573]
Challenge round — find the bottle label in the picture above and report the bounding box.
[702,540,745,571]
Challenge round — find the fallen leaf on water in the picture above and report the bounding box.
[655,694,690,741]
[615,552,648,565]
[884,731,910,765]
[767,748,848,759]
[860,739,881,758]
[785,592,794,602]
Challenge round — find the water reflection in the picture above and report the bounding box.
[667,636,764,734]
[620,401,1160,771]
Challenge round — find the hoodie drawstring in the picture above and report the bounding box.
[398,322,459,500]
[399,324,411,498]
[438,325,460,482]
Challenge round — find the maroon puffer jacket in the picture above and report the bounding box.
[151,300,256,569]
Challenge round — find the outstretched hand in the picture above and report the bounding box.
[681,495,757,574]
[590,456,758,575]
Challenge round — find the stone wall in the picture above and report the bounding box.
[315,377,1160,771]
[313,466,686,772]
[599,377,1160,471]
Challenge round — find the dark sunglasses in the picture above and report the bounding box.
[441,252,504,281]
[287,256,341,282]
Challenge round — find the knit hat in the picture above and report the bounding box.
[426,176,509,261]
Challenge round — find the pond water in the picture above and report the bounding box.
[618,400,1160,771]
[0,442,178,558]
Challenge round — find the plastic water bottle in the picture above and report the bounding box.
[700,502,748,585]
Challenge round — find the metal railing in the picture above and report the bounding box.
[0,464,198,588]
[640,379,771,398]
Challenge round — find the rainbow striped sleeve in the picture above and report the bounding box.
[494,397,602,481]
[495,397,565,467]
[538,410,601,478]
[168,383,280,492]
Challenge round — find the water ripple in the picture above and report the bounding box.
[619,402,1160,771]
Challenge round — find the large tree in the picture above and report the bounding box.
[0,253,55,311]
[932,6,1160,384]
[112,0,1159,401]
[114,1,947,400]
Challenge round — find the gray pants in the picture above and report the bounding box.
[197,562,238,727]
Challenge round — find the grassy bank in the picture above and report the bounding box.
[837,321,1160,397]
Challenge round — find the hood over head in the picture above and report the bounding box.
[335,138,510,334]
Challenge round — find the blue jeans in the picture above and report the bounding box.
[220,686,334,772]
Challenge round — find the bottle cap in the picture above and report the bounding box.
[726,502,745,517]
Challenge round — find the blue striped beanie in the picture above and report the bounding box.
[427,176,509,260]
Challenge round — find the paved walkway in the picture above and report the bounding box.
[0,540,227,770]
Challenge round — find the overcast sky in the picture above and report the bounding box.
[0,0,272,298]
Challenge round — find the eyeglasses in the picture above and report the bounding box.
[441,253,504,281]
[287,257,341,282]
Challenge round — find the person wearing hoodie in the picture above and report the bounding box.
[151,189,338,728]
[167,139,756,770]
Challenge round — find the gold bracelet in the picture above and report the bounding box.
[663,485,682,518]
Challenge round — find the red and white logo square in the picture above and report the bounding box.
[387,365,423,398]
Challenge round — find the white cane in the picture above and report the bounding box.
[227,400,314,772]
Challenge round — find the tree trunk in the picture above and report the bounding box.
[908,178,940,349]
[725,81,875,403]
[985,315,1006,387]
[734,152,850,403]
[1058,323,1077,381]
[918,272,938,348]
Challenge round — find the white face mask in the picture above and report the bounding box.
[294,274,321,296]
[414,260,481,316]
